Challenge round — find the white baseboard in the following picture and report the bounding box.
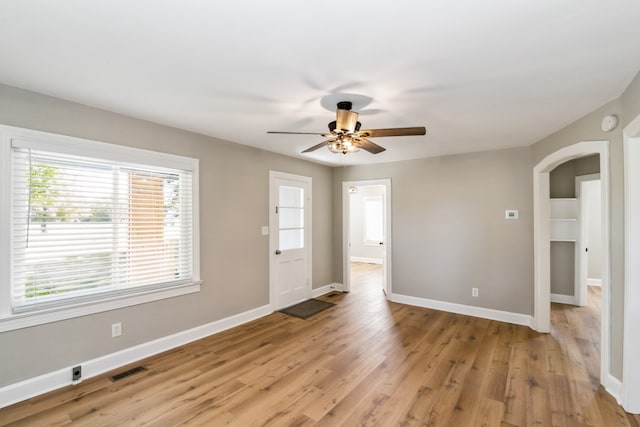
[350,256,383,265]
[312,283,342,298]
[588,278,602,287]
[0,304,273,409]
[388,293,532,327]
[551,293,578,305]
[604,374,624,407]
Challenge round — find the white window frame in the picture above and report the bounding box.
[0,125,201,332]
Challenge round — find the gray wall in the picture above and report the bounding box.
[333,147,534,314]
[621,70,640,127]
[550,242,575,295]
[0,83,335,387]
[549,154,600,198]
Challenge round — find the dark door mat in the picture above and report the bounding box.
[278,299,335,319]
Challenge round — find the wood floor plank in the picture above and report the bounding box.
[312,360,389,426]
[302,350,386,421]
[476,396,506,427]
[502,327,532,426]
[1,263,638,426]
[446,322,499,425]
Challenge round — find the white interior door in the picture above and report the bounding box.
[269,171,312,310]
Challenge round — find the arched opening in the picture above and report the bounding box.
[532,140,610,388]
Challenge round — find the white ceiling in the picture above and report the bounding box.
[1,1,639,166]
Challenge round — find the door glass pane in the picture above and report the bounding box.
[279,207,303,229]
[278,184,305,250]
[279,186,304,207]
[280,229,304,250]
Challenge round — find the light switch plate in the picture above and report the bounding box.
[261,226,269,236]
[111,322,122,337]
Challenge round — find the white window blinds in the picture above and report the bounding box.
[10,145,194,313]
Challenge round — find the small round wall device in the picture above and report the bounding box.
[601,114,618,132]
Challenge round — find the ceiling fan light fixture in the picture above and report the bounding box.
[329,145,359,154]
[329,135,360,154]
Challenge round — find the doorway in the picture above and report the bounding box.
[533,140,610,390]
[342,179,391,295]
[576,174,602,307]
[269,171,312,310]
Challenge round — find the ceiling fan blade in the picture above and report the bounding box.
[267,131,327,135]
[355,137,386,154]
[357,127,426,138]
[302,140,333,153]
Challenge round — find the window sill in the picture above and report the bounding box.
[0,281,202,333]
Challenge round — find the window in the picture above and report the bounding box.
[363,196,383,244]
[0,126,200,331]
[278,185,304,250]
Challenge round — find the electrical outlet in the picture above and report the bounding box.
[111,322,122,337]
[72,365,82,381]
[472,288,479,297]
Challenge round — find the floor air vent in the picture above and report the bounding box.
[109,365,148,382]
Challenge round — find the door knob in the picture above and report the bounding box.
[275,249,281,255]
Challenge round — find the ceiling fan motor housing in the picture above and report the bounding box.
[328,120,361,133]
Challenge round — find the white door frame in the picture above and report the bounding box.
[623,114,640,413]
[575,173,600,307]
[269,171,312,309]
[533,140,610,388]
[342,179,392,294]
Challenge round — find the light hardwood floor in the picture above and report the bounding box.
[1,263,638,426]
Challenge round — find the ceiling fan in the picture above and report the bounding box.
[267,101,426,155]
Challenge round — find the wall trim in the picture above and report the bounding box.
[350,256,383,265]
[623,118,640,413]
[388,293,532,327]
[605,374,624,407]
[550,293,578,305]
[312,283,341,298]
[0,304,273,409]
